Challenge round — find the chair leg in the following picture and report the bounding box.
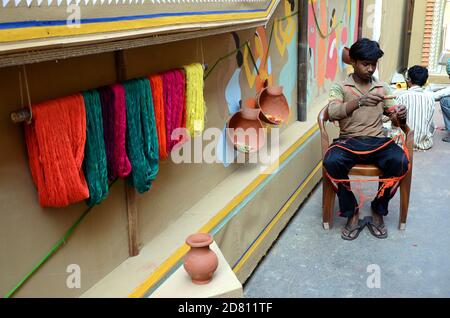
[399,170,412,230]
[322,172,335,230]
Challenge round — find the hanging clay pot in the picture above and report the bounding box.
[183,233,219,285]
[226,99,266,154]
[342,47,351,65]
[257,85,290,126]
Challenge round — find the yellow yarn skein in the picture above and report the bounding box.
[183,63,206,137]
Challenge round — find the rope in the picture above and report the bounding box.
[82,89,109,206]
[124,78,159,193]
[311,0,348,39]
[323,133,411,215]
[183,63,206,137]
[3,179,118,298]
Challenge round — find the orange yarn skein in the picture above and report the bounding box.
[24,94,90,207]
[149,75,168,159]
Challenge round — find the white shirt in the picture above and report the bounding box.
[395,86,436,150]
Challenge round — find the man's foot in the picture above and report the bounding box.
[341,213,365,241]
[367,211,388,239]
[443,135,450,143]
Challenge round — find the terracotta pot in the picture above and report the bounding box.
[241,97,260,120]
[183,233,219,285]
[342,47,351,65]
[257,85,290,126]
[226,111,266,153]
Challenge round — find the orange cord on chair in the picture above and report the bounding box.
[323,133,411,215]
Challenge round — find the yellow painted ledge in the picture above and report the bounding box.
[129,124,319,298]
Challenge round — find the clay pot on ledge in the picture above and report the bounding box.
[257,85,290,127]
[183,233,219,285]
[342,47,351,65]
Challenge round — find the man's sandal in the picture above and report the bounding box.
[341,219,366,241]
[367,219,388,239]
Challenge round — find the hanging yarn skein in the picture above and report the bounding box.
[183,63,206,137]
[162,69,186,153]
[98,84,132,180]
[123,78,159,193]
[149,75,168,159]
[82,90,109,206]
[24,94,90,207]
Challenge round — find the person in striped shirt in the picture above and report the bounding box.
[395,65,436,150]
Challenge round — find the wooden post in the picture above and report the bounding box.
[115,50,140,257]
[297,0,308,121]
[358,0,365,40]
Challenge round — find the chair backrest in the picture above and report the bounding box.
[317,105,331,159]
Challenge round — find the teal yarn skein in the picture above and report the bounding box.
[123,78,159,193]
[82,90,109,206]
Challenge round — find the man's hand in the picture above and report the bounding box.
[359,93,384,107]
[395,104,407,121]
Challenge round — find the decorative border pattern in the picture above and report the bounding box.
[0,0,277,43]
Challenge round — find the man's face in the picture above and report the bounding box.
[352,60,378,80]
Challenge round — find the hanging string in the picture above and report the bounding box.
[311,0,348,39]
[22,65,33,124]
[82,89,109,206]
[204,41,259,80]
[183,63,206,137]
[123,78,159,193]
[264,11,299,69]
[24,94,90,207]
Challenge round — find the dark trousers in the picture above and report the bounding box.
[323,136,409,218]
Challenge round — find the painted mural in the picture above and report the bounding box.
[307,0,360,109]
[216,0,297,166]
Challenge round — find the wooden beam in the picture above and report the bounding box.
[115,50,140,257]
[297,0,309,122]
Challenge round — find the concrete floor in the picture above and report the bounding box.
[244,107,450,298]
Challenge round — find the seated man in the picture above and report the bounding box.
[395,65,435,150]
[438,59,450,142]
[324,38,409,240]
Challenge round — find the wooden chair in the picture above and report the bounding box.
[318,105,414,230]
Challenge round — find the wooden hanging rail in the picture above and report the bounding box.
[10,63,208,124]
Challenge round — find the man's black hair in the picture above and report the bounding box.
[407,65,429,87]
[349,38,384,61]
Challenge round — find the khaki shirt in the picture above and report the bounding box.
[328,74,395,138]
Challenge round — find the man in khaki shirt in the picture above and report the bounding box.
[323,38,409,240]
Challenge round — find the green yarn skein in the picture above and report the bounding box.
[82,90,109,206]
[124,78,159,193]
